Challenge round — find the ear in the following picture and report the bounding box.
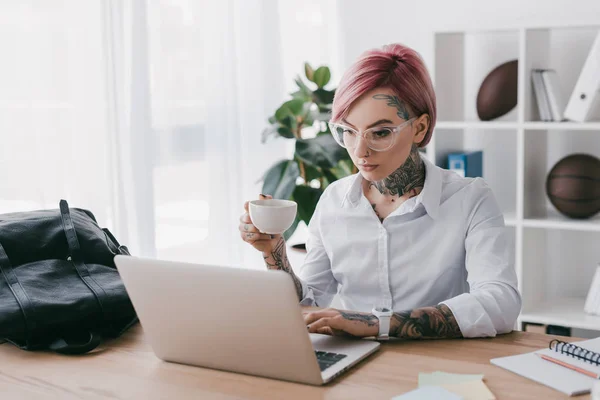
[412,114,430,145]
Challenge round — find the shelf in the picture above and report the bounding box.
[520,297,600,331]
[436,121,518,130]
[524,122,600,131]
[436,121,600,131]
[523,211,600,232]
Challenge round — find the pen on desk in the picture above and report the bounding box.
[536,353,600,379]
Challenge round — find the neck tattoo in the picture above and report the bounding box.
[369,144,425,197]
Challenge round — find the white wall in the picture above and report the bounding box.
[336,0,600,71]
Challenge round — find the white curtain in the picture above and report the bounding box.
[0,0,340,269]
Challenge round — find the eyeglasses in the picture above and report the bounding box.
[328,118,416,152]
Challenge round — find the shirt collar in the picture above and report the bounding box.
[341,153,442,219]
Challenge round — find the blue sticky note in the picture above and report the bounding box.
[392,385,463,400]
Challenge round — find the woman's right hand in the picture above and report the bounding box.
[239,194,281,254]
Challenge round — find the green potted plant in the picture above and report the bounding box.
[261,63,356,243]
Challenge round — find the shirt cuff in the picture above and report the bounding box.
[299,278,318,306]
[441,293,497,338]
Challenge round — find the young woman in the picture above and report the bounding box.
[239,43,521,340]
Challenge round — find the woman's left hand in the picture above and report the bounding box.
[304,308,379,338]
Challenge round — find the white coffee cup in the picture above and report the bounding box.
[249,199,297,235]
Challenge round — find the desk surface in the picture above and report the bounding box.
[0,325,587,399]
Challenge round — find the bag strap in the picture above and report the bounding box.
[59,200,113,325]
[103,228,131,256]
[49,331,103,355]
[0,241,36,345]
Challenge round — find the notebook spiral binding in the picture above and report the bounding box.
[549,339,600,366]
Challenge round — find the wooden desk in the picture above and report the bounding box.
[0,325,587,399]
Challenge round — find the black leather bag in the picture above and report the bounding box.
[0,200,137,354]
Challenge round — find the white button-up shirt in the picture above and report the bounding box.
[298,155,521,338]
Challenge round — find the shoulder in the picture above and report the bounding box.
[318,173,359,205]
[439,169,493,203]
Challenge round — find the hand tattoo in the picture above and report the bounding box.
[372,94,410,120]
[340,311,378,326]
[263,237,303,301]
[389,304,462,339]
[369,144,425,196]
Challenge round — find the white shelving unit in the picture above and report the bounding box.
[429,24,600,335]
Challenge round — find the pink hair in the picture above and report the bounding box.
[331,43,436,147]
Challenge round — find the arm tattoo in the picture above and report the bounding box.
[263,237,303,301]
[340,311,378,326]
[389,304,462,339]
[372,94,410,120]
[369,144,425,196]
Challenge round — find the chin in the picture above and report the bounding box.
[359,169,387,182]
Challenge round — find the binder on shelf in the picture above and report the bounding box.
[541,70,566,122]
[532,69,552,121]
[447,151,482,178]
[564,30,600,122]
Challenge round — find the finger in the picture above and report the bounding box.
[304,310,338,325]
[239,223,260,233]
[316,326,334,336]
[259,193,273,200]
[244,201,249,212]
[307,317,334,333]
[239,212,251,224]
[240,232,273,242]
[304,310,337,325]
[309,316,349,335]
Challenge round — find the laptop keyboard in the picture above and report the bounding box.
[314,350,347,371]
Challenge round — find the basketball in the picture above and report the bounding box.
[476,60,518,121]
[546,154,600,219]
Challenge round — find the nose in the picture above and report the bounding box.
[353,135,370,158]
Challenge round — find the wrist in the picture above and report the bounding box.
[371,307,393,340]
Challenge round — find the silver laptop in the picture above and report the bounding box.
[114,255,380,385]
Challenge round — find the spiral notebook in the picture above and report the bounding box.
[491,337,600,396]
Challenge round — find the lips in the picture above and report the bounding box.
[360,164,378,171]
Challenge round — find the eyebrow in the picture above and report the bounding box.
[341,118,395,129]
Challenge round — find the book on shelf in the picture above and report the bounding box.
[584,264,600,316]
[564,30,600,122]
[531,69,565,122]
[447,151,482,178]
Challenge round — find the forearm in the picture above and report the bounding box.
[389,304,462,339]
[262,237,303,301]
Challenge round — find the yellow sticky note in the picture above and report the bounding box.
[419,371,483,387]
[440,381,495,400]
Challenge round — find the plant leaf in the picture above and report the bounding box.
[295,134,347,169]
[313,88,335,105]
[295,76,313,98]
[262,160,300,200]
[313,66,331,88]
[304,62,315,82]
[331,158,354,179]
[293,185,323,224]
[304,164,322,183]
[284,98,305,116]
[283,214,301,241]
[322,168,338,186]
[277,126,295,139]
